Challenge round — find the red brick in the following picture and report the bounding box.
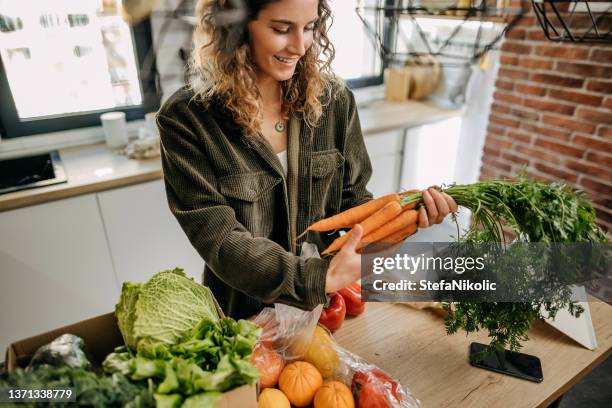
[592,197,612,213]
[586,79,612,94]
[576,108,612,125]
[502,152,530,166]
[501,41,532,55]
[496,80,514,91]
[598,126,612,138]
[581,177,612,196]
[498,67,530,81]
[591,48,612,64]
[501,55,520,65]
[487,124,506,137]
[534,139,585,158]
[524,98,575,116]
[494,91,523,105]
[542,114,596,133]
[519,58,553,70]
[488,136,513,149]
[515,145,563,165]
[491,102,511,115]
[548,90,603,107]
[523,123,571,141]
[604,97,612,110]
[515,15,537,27]
[490,114,521,129]
[510,107,540,122]
[506,28,526,40]
[526,29,547,41]
[573,135,612,151]
[585,151,612,168]
[531,73,583,88]
[483,146,501,158]
[516,83,547,97]
[482,156,512,173]
[566,160,609,179]
[557,62,612,79]
[508,130,532,144]
[534,45,589,60]
[533,162,579,183]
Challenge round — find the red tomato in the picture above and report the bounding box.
[352,370,403,408]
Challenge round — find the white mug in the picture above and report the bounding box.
[100,111,128,149]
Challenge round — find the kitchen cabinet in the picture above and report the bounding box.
[97,179,204,284]
[363,130,405,198]
[0,194,118,352]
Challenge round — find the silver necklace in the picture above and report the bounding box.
[274,90,285,133]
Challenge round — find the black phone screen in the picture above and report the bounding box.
[469,342,543,383]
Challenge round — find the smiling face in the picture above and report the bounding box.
[247,0,319,83]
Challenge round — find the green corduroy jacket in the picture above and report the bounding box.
[157,84,373,319]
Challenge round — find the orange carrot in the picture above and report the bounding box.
[357,209,418,250]
[380,223,418,243]
[296,194,400,240]
[321,201,403,255]
[402,201,417,210]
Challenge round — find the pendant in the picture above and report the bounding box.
[274,121,285,132]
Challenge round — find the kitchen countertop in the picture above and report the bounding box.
[0,100,462,212]
[334,300,612,408]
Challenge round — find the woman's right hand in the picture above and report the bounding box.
[325,224,364,293]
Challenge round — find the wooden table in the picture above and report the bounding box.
[334,301,612,408]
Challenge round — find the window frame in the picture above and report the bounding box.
[0,17,161,139]
[336,0,393,90]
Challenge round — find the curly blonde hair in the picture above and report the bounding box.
[189,0,340,137]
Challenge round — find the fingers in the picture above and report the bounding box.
[442,192,458,213]
[429,188,450,224]
[421,189,439,225]
[344,224,363,252]
[418,206,429,228]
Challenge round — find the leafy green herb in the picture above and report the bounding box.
[0,366,154,407]
[401,174,609,354]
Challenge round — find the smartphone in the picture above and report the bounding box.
[469,342,543,383]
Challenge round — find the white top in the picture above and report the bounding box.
[276,149,288,177]
[275,149,319,258]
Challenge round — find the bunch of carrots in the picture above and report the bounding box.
[297,191,422,255]
[299,176,610,256]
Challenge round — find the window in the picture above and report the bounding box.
[328,0,385,88]
[0,0,160,139]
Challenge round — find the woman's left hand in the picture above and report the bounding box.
[418,187,458,228]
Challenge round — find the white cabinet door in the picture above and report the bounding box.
[97,180,204,284]
[0,194,118,352]
[364,130,404,197]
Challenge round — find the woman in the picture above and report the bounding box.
[157,0,456,319]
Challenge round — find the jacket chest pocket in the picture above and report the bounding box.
[310,149,344,220]
[219,171,281,237]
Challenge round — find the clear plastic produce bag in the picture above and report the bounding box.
[251,303,323,361]
[251,304,420,407]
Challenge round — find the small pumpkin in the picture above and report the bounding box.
[278,361,323,407]
[314,381,355,408]
[258,388,291,408]
[304,325,340,378]
[251,343,285,388]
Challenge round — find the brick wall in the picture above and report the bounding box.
[480,2,612,233]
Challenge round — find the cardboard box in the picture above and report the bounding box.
[4,312,257,407]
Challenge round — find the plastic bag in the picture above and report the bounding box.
[251,303,323,360]
[333,344,421,408]
[251,305,420,407]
